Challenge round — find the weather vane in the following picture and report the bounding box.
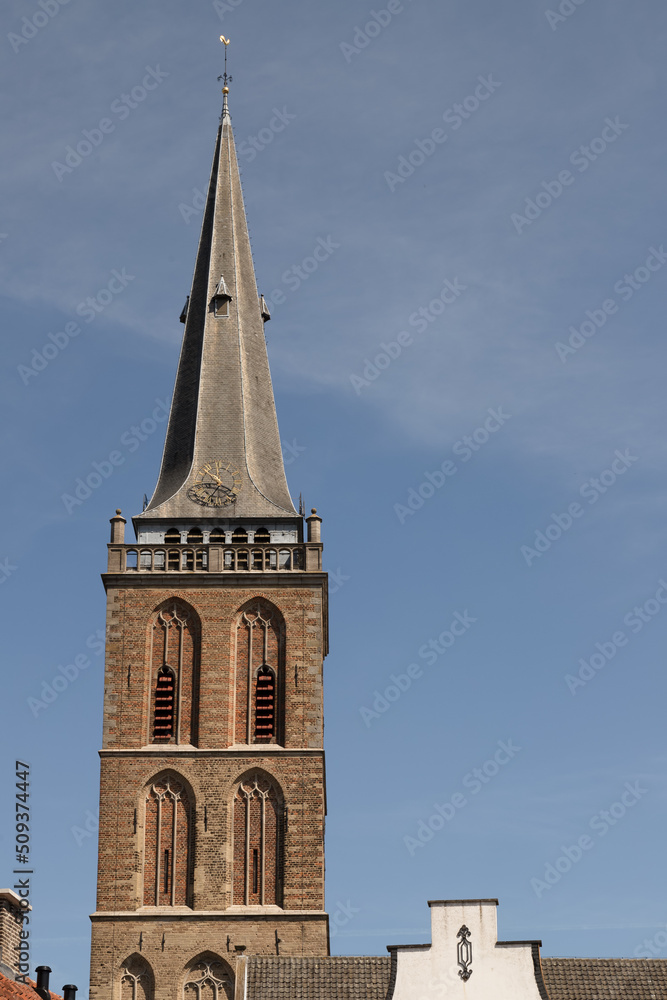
[218,36,232,93]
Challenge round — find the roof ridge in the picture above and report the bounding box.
[542,956,667,963]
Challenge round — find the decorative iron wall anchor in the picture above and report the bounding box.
[457,925,473,982]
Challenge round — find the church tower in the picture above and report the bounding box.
[89,72,329,1000]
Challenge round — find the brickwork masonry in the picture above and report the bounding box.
[90,576,329,1000]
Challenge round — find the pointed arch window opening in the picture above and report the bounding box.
[233,774,282,907]
[183,960,234,1000]
[235,601,284,746]
[241,608,277,744]
[152,606,190,745]
[121,958,153,1000]
[144,776,191,907]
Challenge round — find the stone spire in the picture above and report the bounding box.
[138,83,296,522]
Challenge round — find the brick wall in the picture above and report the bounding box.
[95,752,325,912]
[101,581,325,752]
[91,573,329,1000]
[90,914,328,1000]
[0,892,23,976]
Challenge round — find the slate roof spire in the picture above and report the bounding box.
[138,58,296,522]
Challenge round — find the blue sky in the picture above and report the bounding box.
[3,0,667,992]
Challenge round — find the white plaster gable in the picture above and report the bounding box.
[389,900,546,1000]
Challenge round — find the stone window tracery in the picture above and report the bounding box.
[143,774,192,907]
[183,958,233,1000]
[120,957,153,1000]
[233,772,283,906]
[235,601,283,745]
[150,603,198,745]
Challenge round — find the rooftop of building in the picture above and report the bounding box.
[241,953,667,1000]
[0,972,62,1000]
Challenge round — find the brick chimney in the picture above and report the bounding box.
[0,889,24,978]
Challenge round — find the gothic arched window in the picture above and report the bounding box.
[232,772,283,906]
[120,955,154,1000]
[143,774,193,907]
[234,600,284,745]
[150,602,199,745]
[183,955,234,1000]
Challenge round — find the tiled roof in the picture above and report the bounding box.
[245,955,392,999]
[542,957,667,1000]
[0,973,61,1000]
[244,953,667,1000]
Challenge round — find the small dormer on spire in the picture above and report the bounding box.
[259,294,271,323]
[213,274,232,317]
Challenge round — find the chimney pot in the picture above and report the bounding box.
[63,986,78,1000]
[35,966,51,999]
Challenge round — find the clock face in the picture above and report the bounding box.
[187,459,242,507]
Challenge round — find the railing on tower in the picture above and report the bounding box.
[106,542,323,574]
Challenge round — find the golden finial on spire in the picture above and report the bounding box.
[217,36,232,122]
[218,36,231,94]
